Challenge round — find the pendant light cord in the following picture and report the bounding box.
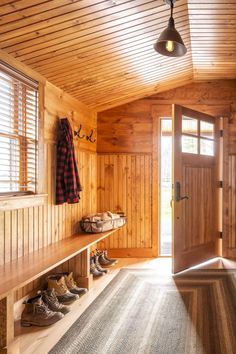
[170,0,174,19]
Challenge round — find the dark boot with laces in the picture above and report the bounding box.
[98,251,115,267]
[21,295,64,327]
[94,254,108,273]
[90,256,104,277]
[41,289,70,315]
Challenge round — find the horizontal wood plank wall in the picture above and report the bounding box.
[0,80,97,301]
[97,80,236,257]
[97,154,152,256]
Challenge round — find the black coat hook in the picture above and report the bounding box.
[86,129,96,143]
[74,124,85,139]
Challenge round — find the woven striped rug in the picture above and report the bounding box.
[49,269,236,354]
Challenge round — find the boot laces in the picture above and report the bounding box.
[34,302,51,315]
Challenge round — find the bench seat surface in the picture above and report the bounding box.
[0,230,116,299]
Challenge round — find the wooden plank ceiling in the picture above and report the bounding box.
[0,0,235,111]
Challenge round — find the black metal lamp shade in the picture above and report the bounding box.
[154,5,187,57]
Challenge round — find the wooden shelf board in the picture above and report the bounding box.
[0,230,117,300]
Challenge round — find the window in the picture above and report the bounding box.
[181,116,214,156]
[0,62,39,195]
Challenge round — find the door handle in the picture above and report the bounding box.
[175,182,189,202]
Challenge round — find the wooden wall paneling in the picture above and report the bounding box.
[4,211,11,264]
[11,210,17,262]
[145,154,152,249]
[97,112,153,154]
[97,153,152,256]
[0,65,97,304]
[28,207,34,254]
[120,155,127,249]
[17,209,23,259]
[127,155,132,249]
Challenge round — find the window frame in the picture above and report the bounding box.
[181,115,215,156]
[0,63,39,196]
[0,59,47,209]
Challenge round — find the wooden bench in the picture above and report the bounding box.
[0,229,118,350]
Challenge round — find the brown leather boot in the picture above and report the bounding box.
[41,289,70,315]
[63,272,88,295]
[47,275,79,304]
[21,295,64,327]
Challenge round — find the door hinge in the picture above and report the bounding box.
[219,231,223,239]
[220,130,223,137]
[218,181,223,188]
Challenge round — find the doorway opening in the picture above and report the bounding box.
[159,118,172,256]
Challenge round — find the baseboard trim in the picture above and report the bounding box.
[107,248,153,258]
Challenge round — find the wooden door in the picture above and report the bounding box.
[172,105,218,273]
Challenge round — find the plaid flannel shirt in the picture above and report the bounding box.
[56,118,82,205]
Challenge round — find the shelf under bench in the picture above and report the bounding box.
[0,228,119,350]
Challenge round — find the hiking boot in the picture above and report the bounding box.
[21,295,64,327]
[47,275,79,304]
[41,289,70,315]
[62,272,88,295]
[94,255,108,273]
[104,249,118,265]
[90,256,104,277]
[98,251,115,267]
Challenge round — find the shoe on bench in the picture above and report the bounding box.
[21,295,64,327]
[47,275,79,304]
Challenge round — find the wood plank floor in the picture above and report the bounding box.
[6,257,236,354]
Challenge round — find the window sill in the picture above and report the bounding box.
[0,194,48,211]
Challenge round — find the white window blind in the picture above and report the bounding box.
[0,62,39,195]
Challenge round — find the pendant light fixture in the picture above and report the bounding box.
[154,0,187,57]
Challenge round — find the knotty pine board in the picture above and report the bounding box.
[97,153,152,251]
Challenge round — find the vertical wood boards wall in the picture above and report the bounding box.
[97,102,154,257]
[97,154,153,257]
[0,53,97,301]
[223,112,236,258]
[97,80,236,257]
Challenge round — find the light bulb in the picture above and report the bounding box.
[166,40,174,53]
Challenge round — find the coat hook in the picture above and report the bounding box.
[74,124,85,139]
[86,129,96,143]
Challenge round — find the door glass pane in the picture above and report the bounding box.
[182,135,198,154]
[200,139,214,156]
[182,116,198,135]
[200,121,214,139]
[161,119,172,133]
